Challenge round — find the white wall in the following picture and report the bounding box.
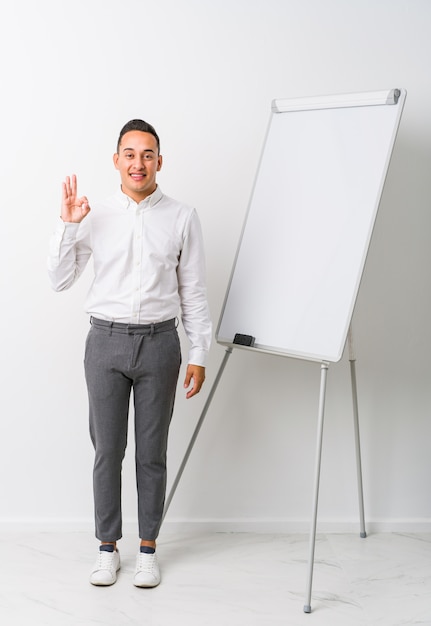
[1,0,430,534]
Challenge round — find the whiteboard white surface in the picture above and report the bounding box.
[216,89,406,362]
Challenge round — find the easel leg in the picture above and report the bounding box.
[304,361,329,614]
[162,347,233,522]
[348,328,367,538]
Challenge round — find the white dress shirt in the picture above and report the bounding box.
[48,186,212,366]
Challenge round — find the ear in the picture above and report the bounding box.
[113,153,119,170]
[157,155,163,172]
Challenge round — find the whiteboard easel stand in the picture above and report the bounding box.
[162,327,366,613]
[348,328,367,540]
[303,326,366,613]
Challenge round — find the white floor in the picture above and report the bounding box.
[1,531,431,625]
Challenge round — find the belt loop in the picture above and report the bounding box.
[175,317,179,329]
[109,321,113,336]
[90,316,93,326]
[150,323,155,338]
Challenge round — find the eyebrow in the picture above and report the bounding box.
[122,147,156,153]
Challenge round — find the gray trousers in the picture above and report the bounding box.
[84,317,181,542]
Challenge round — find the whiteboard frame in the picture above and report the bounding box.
[216,88,407,362]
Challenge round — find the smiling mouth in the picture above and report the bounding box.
[130,173,146,181]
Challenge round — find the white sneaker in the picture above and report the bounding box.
[90,547,120,586]
[134,550,161,587]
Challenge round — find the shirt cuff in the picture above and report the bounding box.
[188,347,208,368]
[56,217,81,240]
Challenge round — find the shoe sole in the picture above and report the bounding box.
[90,579,117,586]
[133,578,160,588]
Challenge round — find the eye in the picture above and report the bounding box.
[143,153,155,161]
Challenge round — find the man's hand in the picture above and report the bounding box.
[61,174,91,223]
[183,365,206,399]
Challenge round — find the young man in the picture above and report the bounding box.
[48,119,212,587]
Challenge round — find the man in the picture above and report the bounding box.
[47,119,212,587]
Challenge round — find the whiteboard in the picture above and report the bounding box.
[216,89,406,362]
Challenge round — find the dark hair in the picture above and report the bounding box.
[116,119,160,154]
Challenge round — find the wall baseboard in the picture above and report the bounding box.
[0,517,430,534]
[161,518,431,534]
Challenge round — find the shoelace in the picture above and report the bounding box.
[96,550,117,572]
[136,552,156,573]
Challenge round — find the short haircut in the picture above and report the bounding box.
[116,119,160,154]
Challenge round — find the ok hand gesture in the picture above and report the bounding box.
[61,174,91,223]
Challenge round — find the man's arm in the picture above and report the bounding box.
[47,175,92,291]
[177,209,212,398]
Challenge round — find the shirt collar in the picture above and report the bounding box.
[116,185,163,210]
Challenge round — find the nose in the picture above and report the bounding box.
[132,157,145,170]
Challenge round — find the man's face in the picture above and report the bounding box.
[113,130,162,202]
